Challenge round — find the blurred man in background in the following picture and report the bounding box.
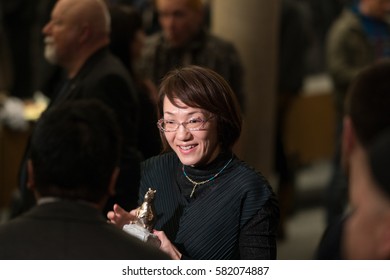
[138,0,245,110]
[325,0,390,226]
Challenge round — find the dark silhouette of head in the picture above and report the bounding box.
[29,99,122,205]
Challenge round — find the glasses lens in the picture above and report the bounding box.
[158,117,210,131]
[186,118,205,130]
[158,120,178,131]
[166,121,178,131]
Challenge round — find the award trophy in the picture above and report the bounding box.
[122,188,161,247]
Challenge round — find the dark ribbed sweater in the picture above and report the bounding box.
[139,152,279,259]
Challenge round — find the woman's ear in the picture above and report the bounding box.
[108,167,120,196]
[341,116,356,172]
[26,159,35,191]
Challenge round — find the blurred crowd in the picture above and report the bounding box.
[1,0,390,260]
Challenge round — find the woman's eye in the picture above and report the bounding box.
[188,118,203,124]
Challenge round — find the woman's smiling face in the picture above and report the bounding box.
[162,96,221,166]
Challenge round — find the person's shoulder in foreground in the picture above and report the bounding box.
[316,59,390,260]
[0,99,169,260]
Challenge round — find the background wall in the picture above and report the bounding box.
[211,0,280,177]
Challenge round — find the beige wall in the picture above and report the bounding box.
[211,0,280,177]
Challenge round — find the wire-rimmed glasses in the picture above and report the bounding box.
[157,117,214,132]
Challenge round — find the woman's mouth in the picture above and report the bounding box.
[179,145,196,152]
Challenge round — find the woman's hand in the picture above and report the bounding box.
[153,230,182,260]
[107,204,137,229]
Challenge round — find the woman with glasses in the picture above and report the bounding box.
[108,65,279,259]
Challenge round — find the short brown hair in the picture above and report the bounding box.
[345,59,390,148]
[157,65,242,152]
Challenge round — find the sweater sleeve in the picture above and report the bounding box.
[239,198,279,259]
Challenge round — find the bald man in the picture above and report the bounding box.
[138,0,245,109]
[14,0,142,217]
[43,0,110,77]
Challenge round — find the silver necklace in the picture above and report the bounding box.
[182,157,233,198]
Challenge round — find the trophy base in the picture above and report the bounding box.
[122,223,161,247]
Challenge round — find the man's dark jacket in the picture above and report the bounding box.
[14,48,142,216]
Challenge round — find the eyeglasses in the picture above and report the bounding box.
[157,117,213,132]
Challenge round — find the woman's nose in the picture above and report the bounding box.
[175,124,191,140]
